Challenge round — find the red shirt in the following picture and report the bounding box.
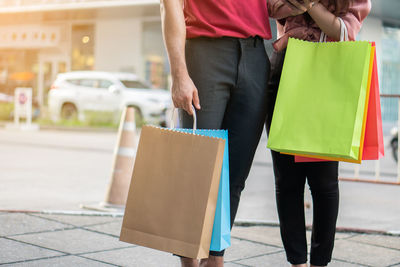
[184,0,272,40]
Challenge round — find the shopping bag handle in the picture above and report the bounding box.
[170,105,197,133]
[319,17,348,42]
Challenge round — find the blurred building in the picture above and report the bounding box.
[0,0,399,127]
[0,0,164,106]
[361,0,400,125]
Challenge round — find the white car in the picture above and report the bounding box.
[48,71,171,125]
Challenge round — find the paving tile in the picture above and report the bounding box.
[33,214,118,227]
[84,220,123,237]
[235,252,367,267]
[347,234,400,250]
[81,246,179,267]
[0,213,70,237]
[329,260,369,267]
[225,238,282,262]
[12,228,132,254]
[225,262,249,267]
[231,226,283,248]
[234,251,288,267]
[332,239,400,266]
[0,238,63,264]
[335,232,356,240]
[231,226,351,247]
[2,255,114,267]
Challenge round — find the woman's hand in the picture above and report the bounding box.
[282,0,343,41]
[285,0,319,16]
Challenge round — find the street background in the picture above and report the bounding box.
[1,127,399,233]
[1,127,400,267]
[0,0,400,266]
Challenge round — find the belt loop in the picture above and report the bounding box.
[253,35,261,47]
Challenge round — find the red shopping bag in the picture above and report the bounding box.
[295,43,384,163]
[362,43,384,160]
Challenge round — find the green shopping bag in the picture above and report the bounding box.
[267,38,372,161]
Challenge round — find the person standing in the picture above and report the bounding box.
[266,0,371,266]
[160,0,272,266]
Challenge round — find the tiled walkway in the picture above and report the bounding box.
[1,212,399,267]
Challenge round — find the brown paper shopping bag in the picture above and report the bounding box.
[120,125,225,259]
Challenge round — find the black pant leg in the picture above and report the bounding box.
[306,162,339,266]
[182,37,239,256]
[181,37,238,130]
[221,37,270,227]
[266,50,286,135]
[272,151,308,264]
[267,50,308,264]
[182,37,270,257]
[267,50,340,265]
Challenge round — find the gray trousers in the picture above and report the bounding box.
[180,36,270,256]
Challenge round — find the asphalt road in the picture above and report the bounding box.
[0,127,399,233]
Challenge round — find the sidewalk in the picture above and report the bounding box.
[1,211,399,267]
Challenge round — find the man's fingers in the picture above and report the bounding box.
[192,89,201,110]
[185,101,193,115]
[171,77,199,116]
[172,96,191,115]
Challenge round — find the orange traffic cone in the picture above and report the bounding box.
[103,106,137,208]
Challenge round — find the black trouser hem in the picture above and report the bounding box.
[174,251,224,258]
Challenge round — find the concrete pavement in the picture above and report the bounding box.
[2,128,399,232]
[1,211,400,267]
[0,127,400,266]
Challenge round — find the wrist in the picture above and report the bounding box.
[171,66,189,80]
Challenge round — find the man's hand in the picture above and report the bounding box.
[285,0,319,16]
[171,73,200,116]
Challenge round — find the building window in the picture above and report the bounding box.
[381,24,400,122]
[71,24,95,71]
[0,50,37,96]
[142,21,168,89]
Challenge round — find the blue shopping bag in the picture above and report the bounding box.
[174,128,231,252]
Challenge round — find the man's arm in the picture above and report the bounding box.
[160,0,200,115]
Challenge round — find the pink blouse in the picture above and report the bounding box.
[267,0,371,51]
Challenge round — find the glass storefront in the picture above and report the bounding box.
[142,21,168,89]
[71,24,95,71]
[0,50,38,96]
[381,24,400,122]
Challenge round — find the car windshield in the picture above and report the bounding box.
[120,80,150,89]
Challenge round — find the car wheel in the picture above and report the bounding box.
[61,103,77,120]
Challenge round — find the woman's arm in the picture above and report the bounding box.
[339,0,371,41]
[308,2,342,40]
[268,0,317,19]
[287,0,341,40]
[287,0,371,41]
